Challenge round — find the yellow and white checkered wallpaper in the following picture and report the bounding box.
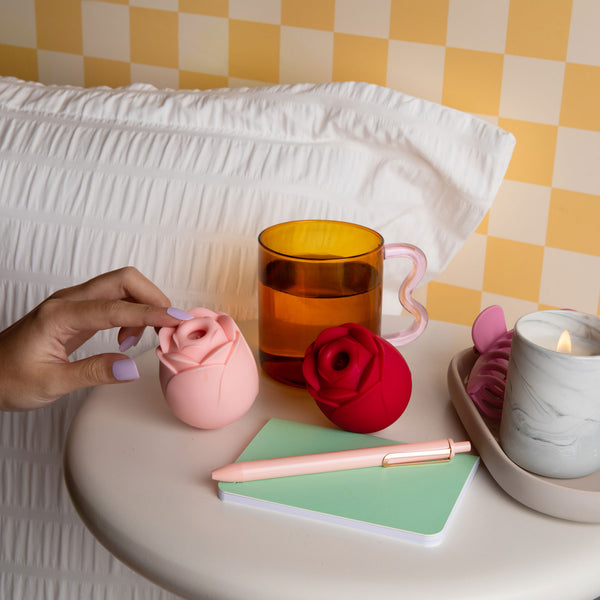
[0,0,599,327]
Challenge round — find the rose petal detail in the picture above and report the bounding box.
[163,364,226,429]
[348,324,379,355]
[316,337,375,389]
[313,325,350,350]
[216,313,237,341]
[318,384,384,433]
[173,317,229,363]
[315,339,357,388]
[200,339,233,367]
[170,317,211,347]
[161,352,199,373]
[317,387,357,402]
[357,355,379,390]
[315,340,350,385]
[302,344,321,391]
[158,326,178,353]
[310,395,340,408]
[156,348,178,375]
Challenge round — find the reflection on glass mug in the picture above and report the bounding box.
[258,220,428,387]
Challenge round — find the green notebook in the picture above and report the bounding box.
[217,418,479,547]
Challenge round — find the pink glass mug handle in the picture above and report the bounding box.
[382,243,428,346]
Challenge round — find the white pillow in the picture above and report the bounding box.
[0,76,514,332]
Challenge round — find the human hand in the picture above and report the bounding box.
[0,267,193,411]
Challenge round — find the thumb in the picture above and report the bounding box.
[61,353,140,393]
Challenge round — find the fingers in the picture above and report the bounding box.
[44,298,188,344]
[33,297,193,358]
[117,308,196,350]
[51,266,172,308]
[0,268,195,411]
[47,268,180,352]
[0,351,141,411]
[118,329,144,352]
[42,354,140,401]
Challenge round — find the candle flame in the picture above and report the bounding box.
[556,330,572,354]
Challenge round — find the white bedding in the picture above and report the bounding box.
[0,76,514,599]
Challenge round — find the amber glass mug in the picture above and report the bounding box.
[258,220,428,387]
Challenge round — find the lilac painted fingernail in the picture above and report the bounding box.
[119,335,140,352]
[112,359,140,381]
[167,307,195,321]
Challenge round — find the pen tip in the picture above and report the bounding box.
[455,441,471,453]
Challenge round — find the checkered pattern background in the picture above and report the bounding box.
[1,0,598,328]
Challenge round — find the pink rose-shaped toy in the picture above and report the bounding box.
[156,308,258,429]
[302,323,412,434]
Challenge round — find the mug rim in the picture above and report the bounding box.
[258,219,384,261]
[514,309,600,360]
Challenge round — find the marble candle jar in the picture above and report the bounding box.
[500,310,600,479]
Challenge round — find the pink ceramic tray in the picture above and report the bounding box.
[448,348,600,523]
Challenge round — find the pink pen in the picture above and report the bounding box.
[211,438,472,482]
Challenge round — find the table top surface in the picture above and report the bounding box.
[63,319,600,600]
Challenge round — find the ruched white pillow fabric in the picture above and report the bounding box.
[0,76,514,332]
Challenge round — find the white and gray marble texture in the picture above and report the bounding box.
[500,311,600,479]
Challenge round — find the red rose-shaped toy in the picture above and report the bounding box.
[156,308,258,429]
[302,323,412,433]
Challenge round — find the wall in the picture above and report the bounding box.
[0,0,598,328]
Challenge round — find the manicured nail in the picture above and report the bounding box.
[119,335,140,352]
[112,358,139,381]
[167,307,195,321]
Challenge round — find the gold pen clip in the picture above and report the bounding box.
[381,439,455,467]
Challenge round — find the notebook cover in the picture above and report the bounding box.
[217,418,479,546]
